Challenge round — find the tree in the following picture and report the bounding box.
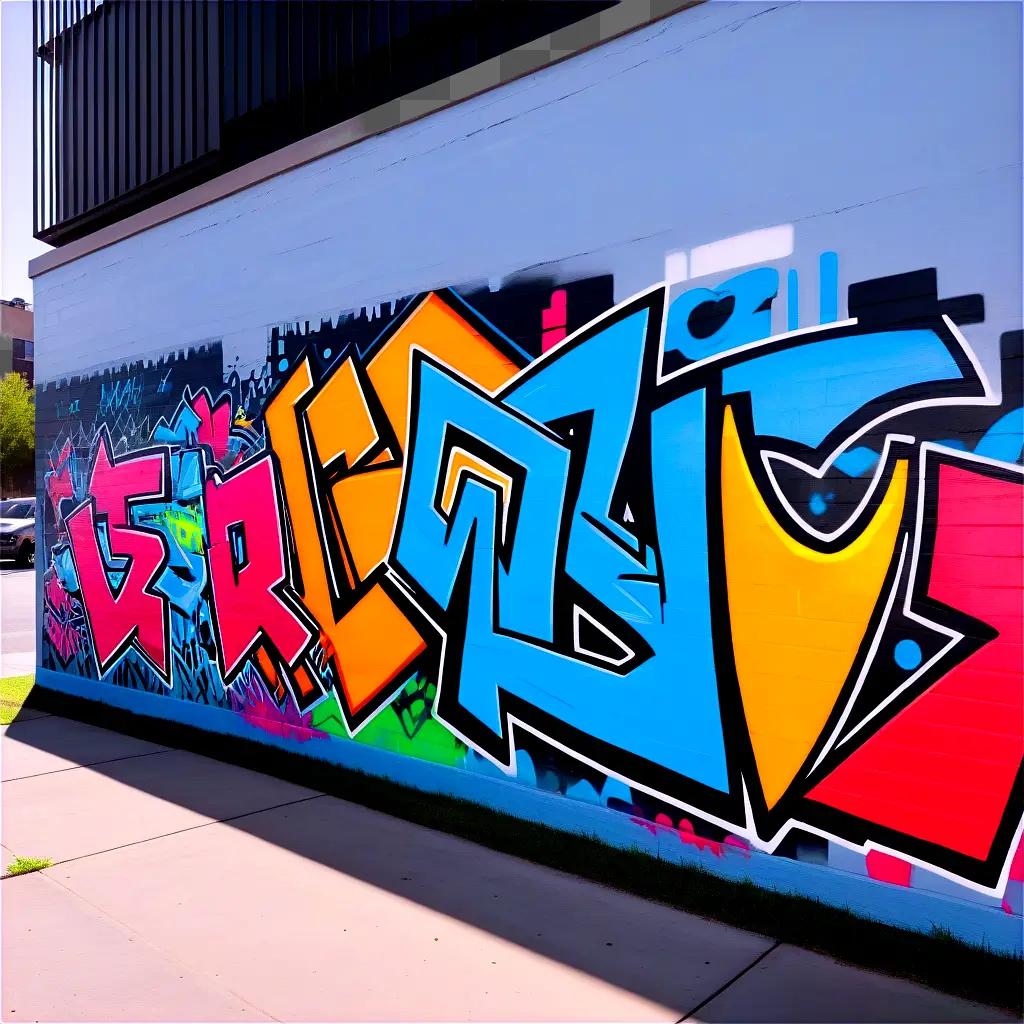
[0,362,35,496]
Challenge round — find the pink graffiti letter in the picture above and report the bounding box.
[205,456,312,678]
[190,390,233,466]
[66,434,169,678]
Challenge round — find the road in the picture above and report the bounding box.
[0,565,35,678]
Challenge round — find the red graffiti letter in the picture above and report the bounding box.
[205,455,312,679]
[66,434,169,678]
[809,456,1023,864]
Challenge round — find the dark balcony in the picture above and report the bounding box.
[33,0,615,246]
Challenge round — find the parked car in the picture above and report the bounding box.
[0,498,36,568]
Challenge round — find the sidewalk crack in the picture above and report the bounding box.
[677,940,781,1022]
[39,869,284,1021]
[2,746,176,782]
[10,793,329,875]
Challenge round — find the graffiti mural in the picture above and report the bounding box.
[39,259,1023,901]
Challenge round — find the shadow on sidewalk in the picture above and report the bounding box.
[3,704,1019,1022]
[4,710,763,1019]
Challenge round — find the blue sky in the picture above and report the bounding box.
[1,0,51,302]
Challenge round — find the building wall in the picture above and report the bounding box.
[0,302,34,345]
[32,2,1024,953]
[0,302,35,385]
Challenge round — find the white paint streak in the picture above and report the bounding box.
[689,224,795,280]
[664,248,689,284]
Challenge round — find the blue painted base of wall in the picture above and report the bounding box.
[35,667,1023,955]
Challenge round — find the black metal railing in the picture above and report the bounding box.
[34,1,615,246]
[34,0,221,244]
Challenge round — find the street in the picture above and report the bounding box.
[1,565,35,678]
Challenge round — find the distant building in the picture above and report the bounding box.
[0,298,34,386]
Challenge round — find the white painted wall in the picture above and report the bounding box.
[34,0,1022,388]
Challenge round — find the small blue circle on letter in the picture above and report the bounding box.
[894,639,922,670]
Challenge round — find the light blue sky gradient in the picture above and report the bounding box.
[1,0,51,302]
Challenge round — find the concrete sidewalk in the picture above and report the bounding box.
[0,714,1013,1023]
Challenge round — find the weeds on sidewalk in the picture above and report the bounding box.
[0,674,35,725]
[6,856,52,876]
